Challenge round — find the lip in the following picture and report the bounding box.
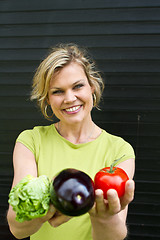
[63,105,82,114]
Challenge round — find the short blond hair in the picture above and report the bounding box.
[31,43,104,120]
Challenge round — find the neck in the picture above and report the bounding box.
[57,121,96,144]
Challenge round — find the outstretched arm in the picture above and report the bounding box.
[89,158,135,240]
[7,142,55,239]
[7,142,70,239]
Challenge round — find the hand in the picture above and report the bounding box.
[89,179,135,219]
[120,179,135,211]
[47,205,72,228]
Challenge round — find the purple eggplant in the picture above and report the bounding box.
[50,168,95,216]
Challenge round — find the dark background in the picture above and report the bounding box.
[0,0,160,239]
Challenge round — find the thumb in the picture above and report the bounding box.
[121,180,135,209]
[41,204,56,222]
[48,204,56,216]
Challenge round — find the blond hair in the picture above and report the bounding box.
[31,43,104,120]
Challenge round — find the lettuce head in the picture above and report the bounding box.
[8,175,51,222]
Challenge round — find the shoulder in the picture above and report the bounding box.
[17,124,54,138]
[102,130,135,161]
[16,124,55,156]
[102,130,126,145]
[16,124,55,148]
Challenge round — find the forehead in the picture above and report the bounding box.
[50,62,88,87]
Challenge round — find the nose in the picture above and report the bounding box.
[64,90,77,104]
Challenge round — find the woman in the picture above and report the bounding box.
[7,43,135,240]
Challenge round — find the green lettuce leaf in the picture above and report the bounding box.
[8,175,51,222]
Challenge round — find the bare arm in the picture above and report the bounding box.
[89,158,135,240]
[7,142,71,239]
[7,142,56,239]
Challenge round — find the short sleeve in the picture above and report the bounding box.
[16,129,37,156]
[114,138,135,165]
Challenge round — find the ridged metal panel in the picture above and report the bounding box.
[0,1,160,239]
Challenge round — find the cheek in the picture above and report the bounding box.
[82,88,93,101]
[49,96,62,110]
[79,93,92,105]
[87,91,94,105]
[85,92,93,106]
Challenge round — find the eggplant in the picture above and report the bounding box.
[50,168,95,216]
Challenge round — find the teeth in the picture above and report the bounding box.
[65,106,80,112]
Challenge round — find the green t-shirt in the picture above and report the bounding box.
[16,124,135,240]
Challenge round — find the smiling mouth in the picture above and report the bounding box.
[64,105,81,113]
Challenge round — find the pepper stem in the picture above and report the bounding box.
[108,155,125,173]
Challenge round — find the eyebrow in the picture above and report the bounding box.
[50,79,85,90]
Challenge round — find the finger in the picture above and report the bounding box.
[121,180,135,209]
[94,189,106,213]
[107,189,121,215]
[48,213,71,227]
[49,204,57,213]
[88,201,96,216]
[41,204,56,222]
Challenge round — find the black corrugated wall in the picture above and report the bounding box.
[0,1,160,239]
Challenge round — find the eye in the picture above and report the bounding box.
[51,90,63,95]
[73,84,84,90]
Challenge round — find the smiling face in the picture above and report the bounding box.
[48,62,94,126]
